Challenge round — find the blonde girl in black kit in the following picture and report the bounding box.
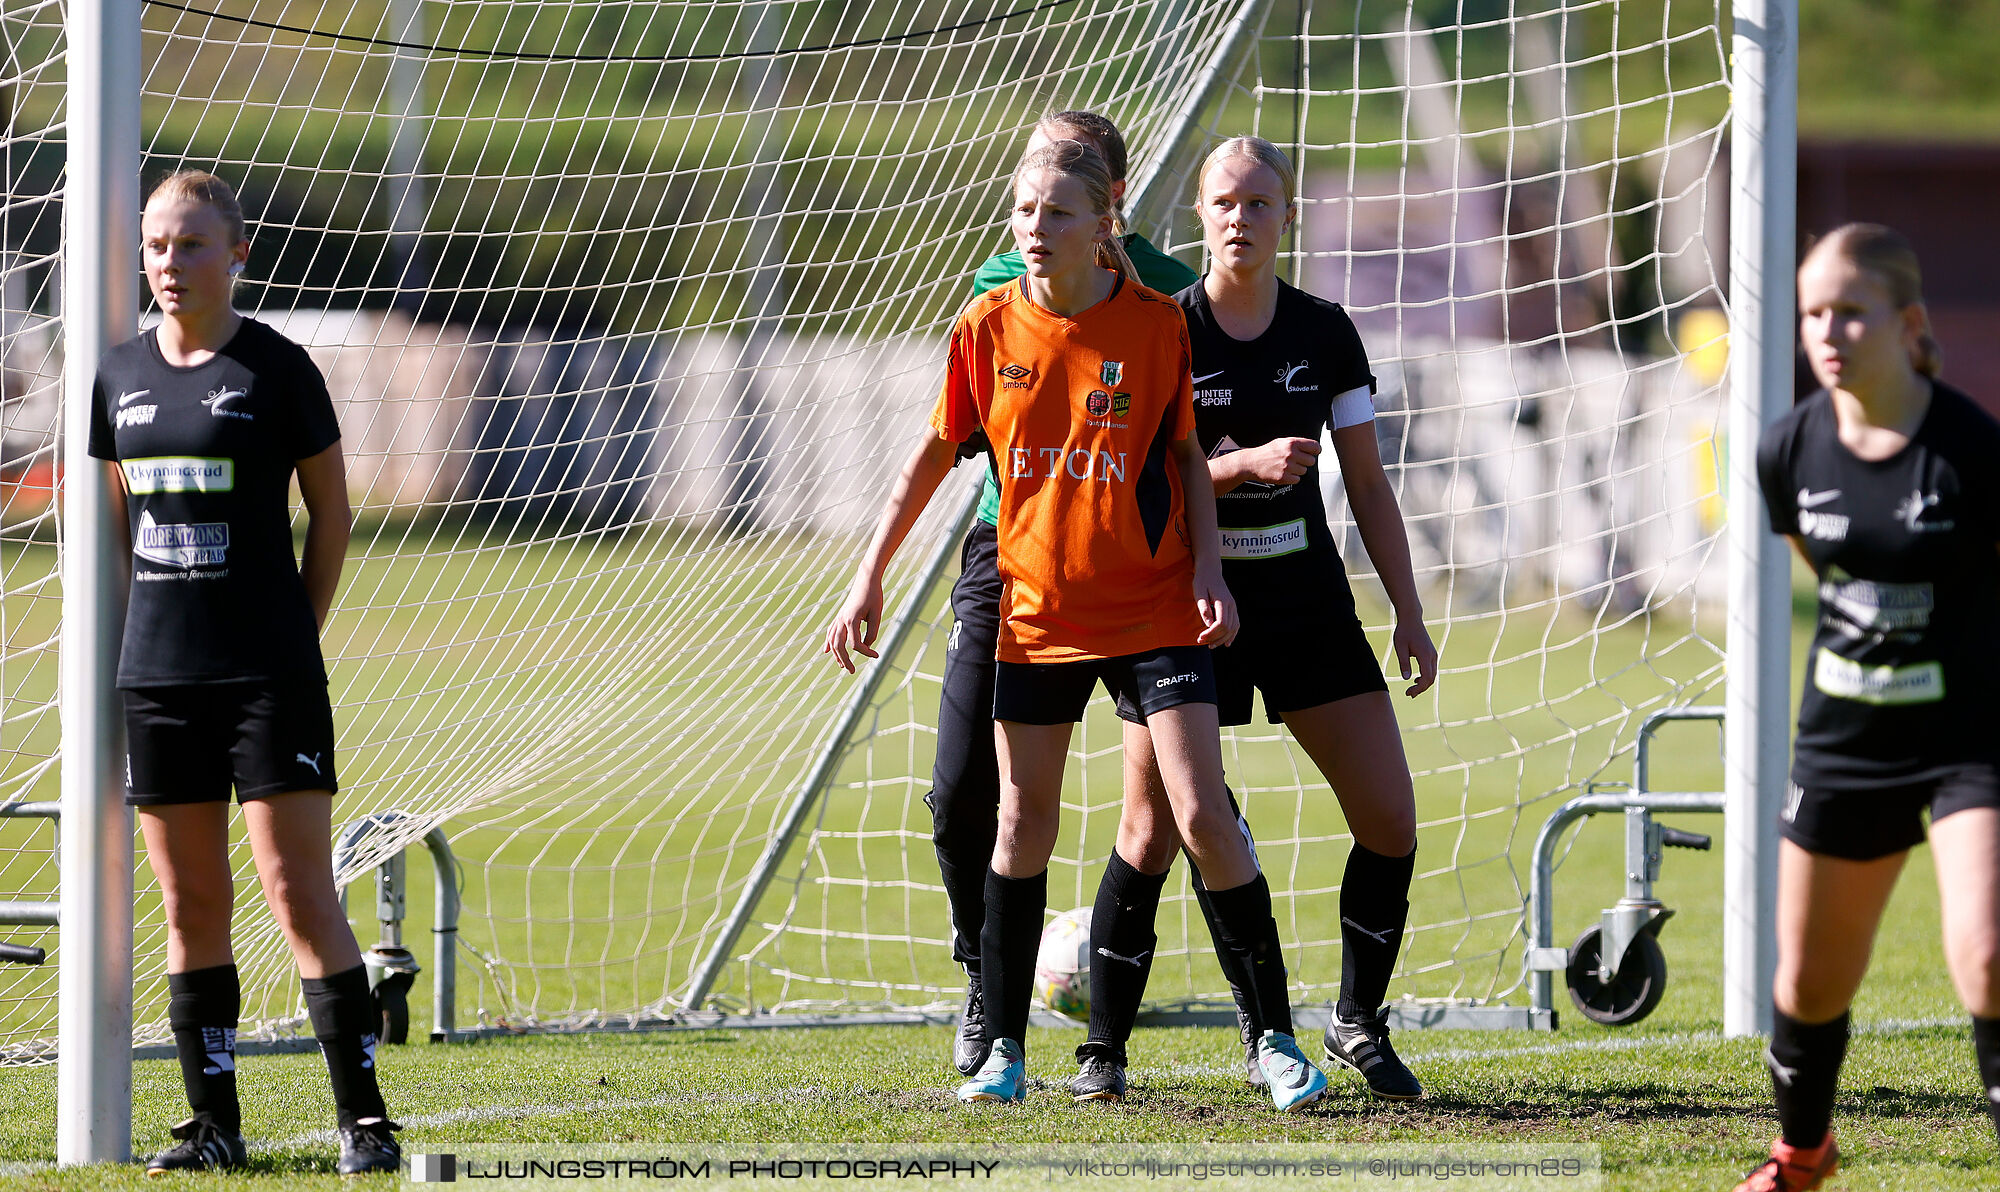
[87,172,398,1175]
[1738,224,2000,1191]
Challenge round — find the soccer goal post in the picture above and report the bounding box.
[15,0,1798,1156]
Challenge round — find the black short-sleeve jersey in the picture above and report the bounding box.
[87,318,342,688]
[1756,382,2000,788]
[1175,279,1377,609]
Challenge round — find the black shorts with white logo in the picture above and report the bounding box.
[122,680,339,806]
[993,645,1217,726]
[1780,764,2000,860]
[1113,603,1385,727]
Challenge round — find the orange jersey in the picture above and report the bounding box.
[931,274,1203,663]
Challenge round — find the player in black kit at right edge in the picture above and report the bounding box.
[1736,224,2000,1192]
[86,171,400,1176]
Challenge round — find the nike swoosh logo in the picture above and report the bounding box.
[1193,370,1227,384]
[1797,487,1842,509]
[117,389,150,406]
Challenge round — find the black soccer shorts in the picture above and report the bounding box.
[993,644,1217,726]
[1114,602,1386,727]
[1780,764,2000,860]
[123,680,340,806]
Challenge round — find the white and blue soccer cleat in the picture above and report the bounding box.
[956,1036,1027,1103]
[1255,1030,1329,1112]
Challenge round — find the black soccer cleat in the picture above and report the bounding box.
[1234,998,1265,1087]
[1068,1054,1127,1103]
[953,980,989,1076]
[336,1118,402,1177]
[146,1118,247,1176]
[1323,1005,1423,1101]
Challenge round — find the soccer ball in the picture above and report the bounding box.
[1032,907,1092,1021]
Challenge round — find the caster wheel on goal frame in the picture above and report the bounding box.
[1565,924,1667,1026]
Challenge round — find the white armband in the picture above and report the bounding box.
[1329,384,1376,430]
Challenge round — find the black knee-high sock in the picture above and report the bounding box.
[933,846,993,985]
[1201,873,1293,1038]
[1337,842,1415,1017]
[1190,785,1259,1035]
[168,965,241,1133]
[1767,1009,1848,1149]
[1081,851,1167,1065]
[302,965,388,1128]
[979,868,1047,1049]
[1973,1016,2000,1146]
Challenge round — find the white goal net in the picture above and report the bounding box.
[0,0,1732,1057]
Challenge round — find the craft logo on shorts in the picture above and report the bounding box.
[1085,389,1112,417]
[1100,360,1123,387]
[998,363,1032,389]
[133,511,229,569]
[122,456,234,494]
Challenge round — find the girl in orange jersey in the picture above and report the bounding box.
[824,139,1330,1110]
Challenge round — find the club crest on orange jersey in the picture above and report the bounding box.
[1085,390,1112,417]
[1100,361,1123,387]
[999,363,1032,389]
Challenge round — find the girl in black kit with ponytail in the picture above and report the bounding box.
[87,171,399,1175]
[1737,224,2000,1192]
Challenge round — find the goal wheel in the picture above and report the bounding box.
[1565,925,1667,1026]
[375,982,410,1045]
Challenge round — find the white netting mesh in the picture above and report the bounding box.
[0,0,1732,1058]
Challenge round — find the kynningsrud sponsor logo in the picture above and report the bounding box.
[203,386,253,420]
[1812,648,1944,706]
[133,511,229,569]
[122,456,234,494]
[1220,519,1309,559]
[115,404,158,429]
[1276,361,1318,393]
[998,363,1032,389]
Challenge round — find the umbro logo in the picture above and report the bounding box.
[998,363,1031,389]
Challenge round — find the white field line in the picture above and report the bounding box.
[0,1016,1964,1172]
